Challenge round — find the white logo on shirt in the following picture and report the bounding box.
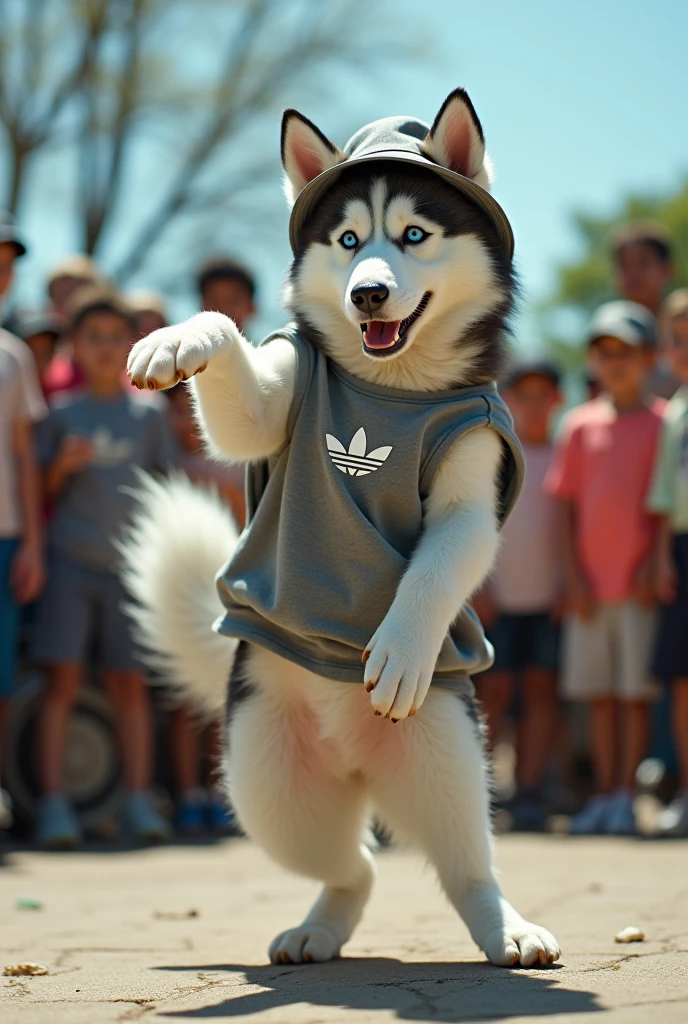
[326,427,393,477]
[90,427,135,467]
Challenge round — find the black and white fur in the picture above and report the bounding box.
[123,89,560,968]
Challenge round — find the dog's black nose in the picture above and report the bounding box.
[350,284,390,317]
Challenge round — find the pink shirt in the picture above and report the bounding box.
[546,398,664,602]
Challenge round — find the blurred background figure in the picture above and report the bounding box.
[43,256,106,398]
[475,361,563,831]
[548,302,663,837]
[5,308,62,398]
[0,212,46,835]
[31,290,175,849]
[127,291,168,339]
[197,257,256,327]
[648,288,688,836]
[611,224,678,400]
[161,257,256,838]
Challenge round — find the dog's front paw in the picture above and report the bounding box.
[482,923,561,968]
[363,617,441,720]
[127,319,226,391]
[268,924,341,964]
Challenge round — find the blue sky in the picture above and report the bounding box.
[8,0,688,349]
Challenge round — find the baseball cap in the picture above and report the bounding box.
[6,307,62,342]
[0,210,27,257]
[503,359,561,390]
[288,116,514,260]
[587,300,657,349]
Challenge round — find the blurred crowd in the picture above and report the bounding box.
[1,211,688,849]
[0,215,254,847]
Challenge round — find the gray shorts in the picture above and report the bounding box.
[562,601,660,702]
[32,553,141,671]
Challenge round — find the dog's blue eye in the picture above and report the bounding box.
[404,226,428,244]
[339,231,358,250]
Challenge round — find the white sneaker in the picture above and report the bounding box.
[656,794,688,837]
[570,794,610,835]
[604,790,637,836]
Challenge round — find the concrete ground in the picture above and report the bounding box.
[1,834,687,1023]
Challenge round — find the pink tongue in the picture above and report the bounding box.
[364,320,401,349]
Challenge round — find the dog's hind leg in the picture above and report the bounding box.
[224,646,375,964]
[368,688,560,968]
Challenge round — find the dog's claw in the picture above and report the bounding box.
[146,379,157,390]
[374,710,382,716]
[408,708,416,717]
[361,649,370,663]
[365,681,374,693]
[391,718,399,724]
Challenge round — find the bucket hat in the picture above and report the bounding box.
[288,115,514,260]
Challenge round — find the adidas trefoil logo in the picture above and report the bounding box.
[326,427,393,477]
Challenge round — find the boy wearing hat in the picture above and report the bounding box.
[476,360,563,830]
[547,301,664,835]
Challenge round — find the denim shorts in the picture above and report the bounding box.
[32,553,142,671]
[487,611,560,673]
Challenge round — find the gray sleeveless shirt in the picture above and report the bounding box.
[215,327,524,694]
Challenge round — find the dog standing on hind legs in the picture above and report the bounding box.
[122,87,560,968]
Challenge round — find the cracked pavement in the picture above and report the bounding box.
[1,835,687,1022]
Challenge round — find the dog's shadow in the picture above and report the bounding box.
[154,957,601,1021]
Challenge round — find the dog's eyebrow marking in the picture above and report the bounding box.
[385,195,417,240]
[370,179,387,242]
[340,198,372,242]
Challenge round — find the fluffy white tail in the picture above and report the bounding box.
[118,472,239,717]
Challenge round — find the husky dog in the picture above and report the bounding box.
[123,88,560,968]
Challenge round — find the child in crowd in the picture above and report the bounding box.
[547,300,664,835]
[43,255,105,398]
[161,257,256,836]
[197,256,256,324]
[7,309,62,398]
[0,213,46,831]
[648,289,688,836]
[32,290,176,849]
[127,290,168,339]
[476,361,563,830]
[165,383,244,836]
[611,222,677,399]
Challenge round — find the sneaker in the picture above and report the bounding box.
[122,792,172,845]
[206,793,240,836]
[570,794,610,835]
[655,793,688,837]
[604,789,637,836]
[509,788,547,832]
[175,798,206,837]
[35,794,82,850]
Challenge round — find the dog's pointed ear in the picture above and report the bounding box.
[281,110,345,206]
[422,88,492,189]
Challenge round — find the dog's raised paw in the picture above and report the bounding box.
[482,923,560,968]
[268,924,341,964]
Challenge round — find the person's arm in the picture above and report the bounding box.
[655,515,678,604]
[44,435,94,501]
[10,419,44,604]
[561,498,595,621]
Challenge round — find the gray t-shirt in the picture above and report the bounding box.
[216,327,524,693]
[38,390,176,569]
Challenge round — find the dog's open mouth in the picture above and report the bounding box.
[360,292,432,357]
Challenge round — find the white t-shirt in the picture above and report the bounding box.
[0,330,47,537]
[492,442,562,614]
